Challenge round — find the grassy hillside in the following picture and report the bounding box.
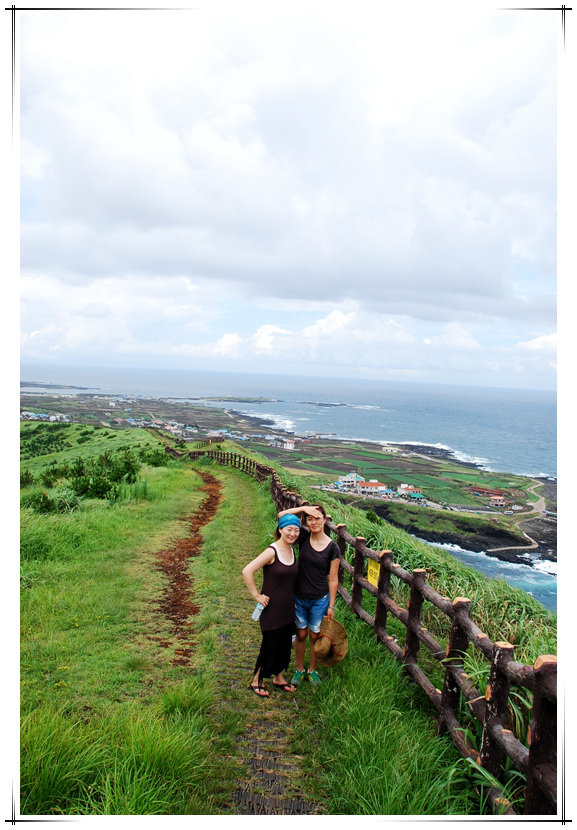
[19,431,556,815]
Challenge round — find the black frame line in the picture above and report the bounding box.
[499,5,571,48]
[4,4,573,825]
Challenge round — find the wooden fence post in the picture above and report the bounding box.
[438,597,472,737]
[351,537,366,616]
[336,524,347,590]
[524,655,557,815]
[403,569,426,665]
[479,640,515,776]
[374,550,393,641]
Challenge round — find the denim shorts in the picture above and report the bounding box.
[294,594,330,634]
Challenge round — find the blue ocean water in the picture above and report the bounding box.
[20,364,557,610]
[20,364,557,477]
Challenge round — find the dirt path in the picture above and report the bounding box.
[151,470,222,665]
[150,467,320,814]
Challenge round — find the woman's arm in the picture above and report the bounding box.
[327,556,340,620]
[242,548,276,606]
[277,505,320,519]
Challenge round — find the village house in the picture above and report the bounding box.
[397,483,424,500]
[337,472,365,491]
[357,480,388,497]
[490,495,507,508]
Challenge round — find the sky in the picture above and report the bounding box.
[13,0,565,389]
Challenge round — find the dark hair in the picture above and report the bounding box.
[303,504,326,526]
[273,520,302,540]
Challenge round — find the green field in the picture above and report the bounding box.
[248,439,539,507]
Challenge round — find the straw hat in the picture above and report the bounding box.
[313,617,348,667]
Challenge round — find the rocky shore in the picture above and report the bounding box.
[357,501,557,568]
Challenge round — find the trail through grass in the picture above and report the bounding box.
[21,438,548,815]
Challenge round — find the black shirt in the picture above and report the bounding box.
[294,527,340,599]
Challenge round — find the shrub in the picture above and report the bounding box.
[21,486,81,514]
[21,470,35,488]
[138,447,169,467]
[50,486,81,513]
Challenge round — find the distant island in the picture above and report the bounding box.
[21,380,97,391]
[199,396,281,403]
[298,401,346,407]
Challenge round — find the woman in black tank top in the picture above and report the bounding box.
[242,514,300,696]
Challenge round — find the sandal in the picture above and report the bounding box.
[272,682,297,692]
[249,683,270,697]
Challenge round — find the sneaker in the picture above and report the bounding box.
[291,669,306,687]
[308,669,322,685]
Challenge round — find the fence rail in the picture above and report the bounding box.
[169,446,557,816]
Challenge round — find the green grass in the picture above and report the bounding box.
[20,437,221,814]
[186,458,477,815]
[21,685,215,815]
[242,450,556,750]
[20,434,556,815]
[293,612,479,815]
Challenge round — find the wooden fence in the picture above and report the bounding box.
[168,446,558,816]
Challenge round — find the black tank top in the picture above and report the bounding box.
[259,544,298,631]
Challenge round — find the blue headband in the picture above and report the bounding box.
[278,514,301,529]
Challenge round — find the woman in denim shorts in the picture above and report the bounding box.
[277,503,340,686]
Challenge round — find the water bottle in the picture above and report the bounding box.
[251,602,264,621]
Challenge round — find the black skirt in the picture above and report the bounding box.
[254,622,294,680]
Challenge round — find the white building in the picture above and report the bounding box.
[338,472,365,491]
[357,480,388,497]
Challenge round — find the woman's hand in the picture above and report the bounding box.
[256,593,270,606]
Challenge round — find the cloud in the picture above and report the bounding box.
[17,3,557,389]
[516,333,557,352]
[424,323,481,350]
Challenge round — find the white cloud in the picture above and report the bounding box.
[516,333,557,352]
[424,323,481,351]
[16,2,558,389]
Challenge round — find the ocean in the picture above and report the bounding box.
[20,364,556,477]
[20,364,557,610]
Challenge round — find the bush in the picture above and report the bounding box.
[50,486,81,513]
[138,447,169,467]
[21,486,81,514]
[72,475,113,499]
[21,470,35,488]
[20,491,55,513]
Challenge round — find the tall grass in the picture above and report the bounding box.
[291,608,477,814]
[21,681,215,815]
[20,454,218,815]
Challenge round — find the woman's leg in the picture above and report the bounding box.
[271,624,296,688]
[250,666,269,696]
[308,630,320,672]
[251,641,271,696]
[294,626,308,671]
[307,594,330,674]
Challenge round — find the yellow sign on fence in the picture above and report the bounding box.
[367,558,380,587]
